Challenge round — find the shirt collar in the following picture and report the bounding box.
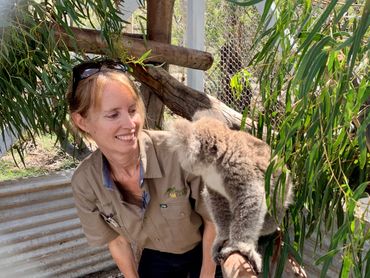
[102,155,114,189]
[101,130,163,189]
[138,130,163,179]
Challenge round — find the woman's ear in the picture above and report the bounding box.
[71,112,89,133]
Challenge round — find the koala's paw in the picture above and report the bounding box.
[212,238,227,264]
[219,241,262,274]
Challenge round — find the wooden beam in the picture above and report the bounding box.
[54,26,213,70]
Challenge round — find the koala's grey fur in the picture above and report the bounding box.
[167,112,293,273]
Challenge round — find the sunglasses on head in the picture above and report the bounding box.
[72,59,129,100]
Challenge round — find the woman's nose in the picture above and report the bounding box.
[121,113,136,129]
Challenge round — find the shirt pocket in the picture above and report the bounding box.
[160,200,191,220]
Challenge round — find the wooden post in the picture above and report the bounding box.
[142,0,175,129]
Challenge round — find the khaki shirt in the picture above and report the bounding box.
[71,130,210,254]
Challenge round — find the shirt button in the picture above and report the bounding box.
[155,238,160,241]
[180,212,185,217]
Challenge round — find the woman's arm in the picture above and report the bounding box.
[200,219,217,277]
[108,235,139,278]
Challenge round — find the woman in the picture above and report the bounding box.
[66,59,221,278]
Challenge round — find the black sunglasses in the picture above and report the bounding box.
[72,59,129,100]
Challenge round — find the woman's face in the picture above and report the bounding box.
[74,80,143,156]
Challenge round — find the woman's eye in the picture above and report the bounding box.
[105,112,119,119]
[129,108,137,115]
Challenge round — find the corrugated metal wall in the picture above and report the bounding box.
[302,232,342,277]
[0,170,116,278]
[1,170,368,277]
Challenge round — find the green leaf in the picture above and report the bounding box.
[274,232,289,277]
[357,111,370,169]
[365,248,370,276]
[353,182,370,201]
[265,160,275,210]
[240,106,249,131]
[347,0,370,74]
[340,251,353,277]
[227,0,264,6]
[299,0,339,51]
[136,49,152,64]
[333,0,355,26]
[262,234,274,277]
[315,248,341,265]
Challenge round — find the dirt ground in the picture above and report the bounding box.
[0,137,78,181]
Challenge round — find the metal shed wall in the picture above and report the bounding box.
[0,170,368,277]
[301,232,342,277]
[0,170,116,278]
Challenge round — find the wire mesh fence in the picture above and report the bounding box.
[203,2,260,113]
[169,1,261,112]
[128,0,285,126]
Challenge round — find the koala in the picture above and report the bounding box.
[167,113,293,274]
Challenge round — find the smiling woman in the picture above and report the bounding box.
[66,59,223,278]
[72,78,143,158]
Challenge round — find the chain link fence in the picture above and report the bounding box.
[203,2,260,113]
[129,1,280,119]
[170,0,264,114]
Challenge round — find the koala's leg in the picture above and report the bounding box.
[261,175,293,236]
[220,179,267,273]
[203,187,232,264]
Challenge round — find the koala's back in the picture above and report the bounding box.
[230,129,271,171]
[197,118,271,180]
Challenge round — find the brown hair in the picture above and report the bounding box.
[66,70,146,134]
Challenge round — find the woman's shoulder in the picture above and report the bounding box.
[140,129,180,165]
[71,149,102,184]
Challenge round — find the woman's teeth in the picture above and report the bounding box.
[116,134,135,141]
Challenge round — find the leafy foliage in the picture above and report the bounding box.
[0,0,128,159]
[230,0,369,277]
[1,0,369,276]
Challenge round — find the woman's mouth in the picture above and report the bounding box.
[115,134,136,141]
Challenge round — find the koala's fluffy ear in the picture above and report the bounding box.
[167,118,193,147]
[167,118,201,159]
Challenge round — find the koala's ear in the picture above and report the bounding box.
[167,118,193,148]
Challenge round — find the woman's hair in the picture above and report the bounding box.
[66,69,146,134]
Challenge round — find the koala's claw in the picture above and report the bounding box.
[219,242,262,274]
